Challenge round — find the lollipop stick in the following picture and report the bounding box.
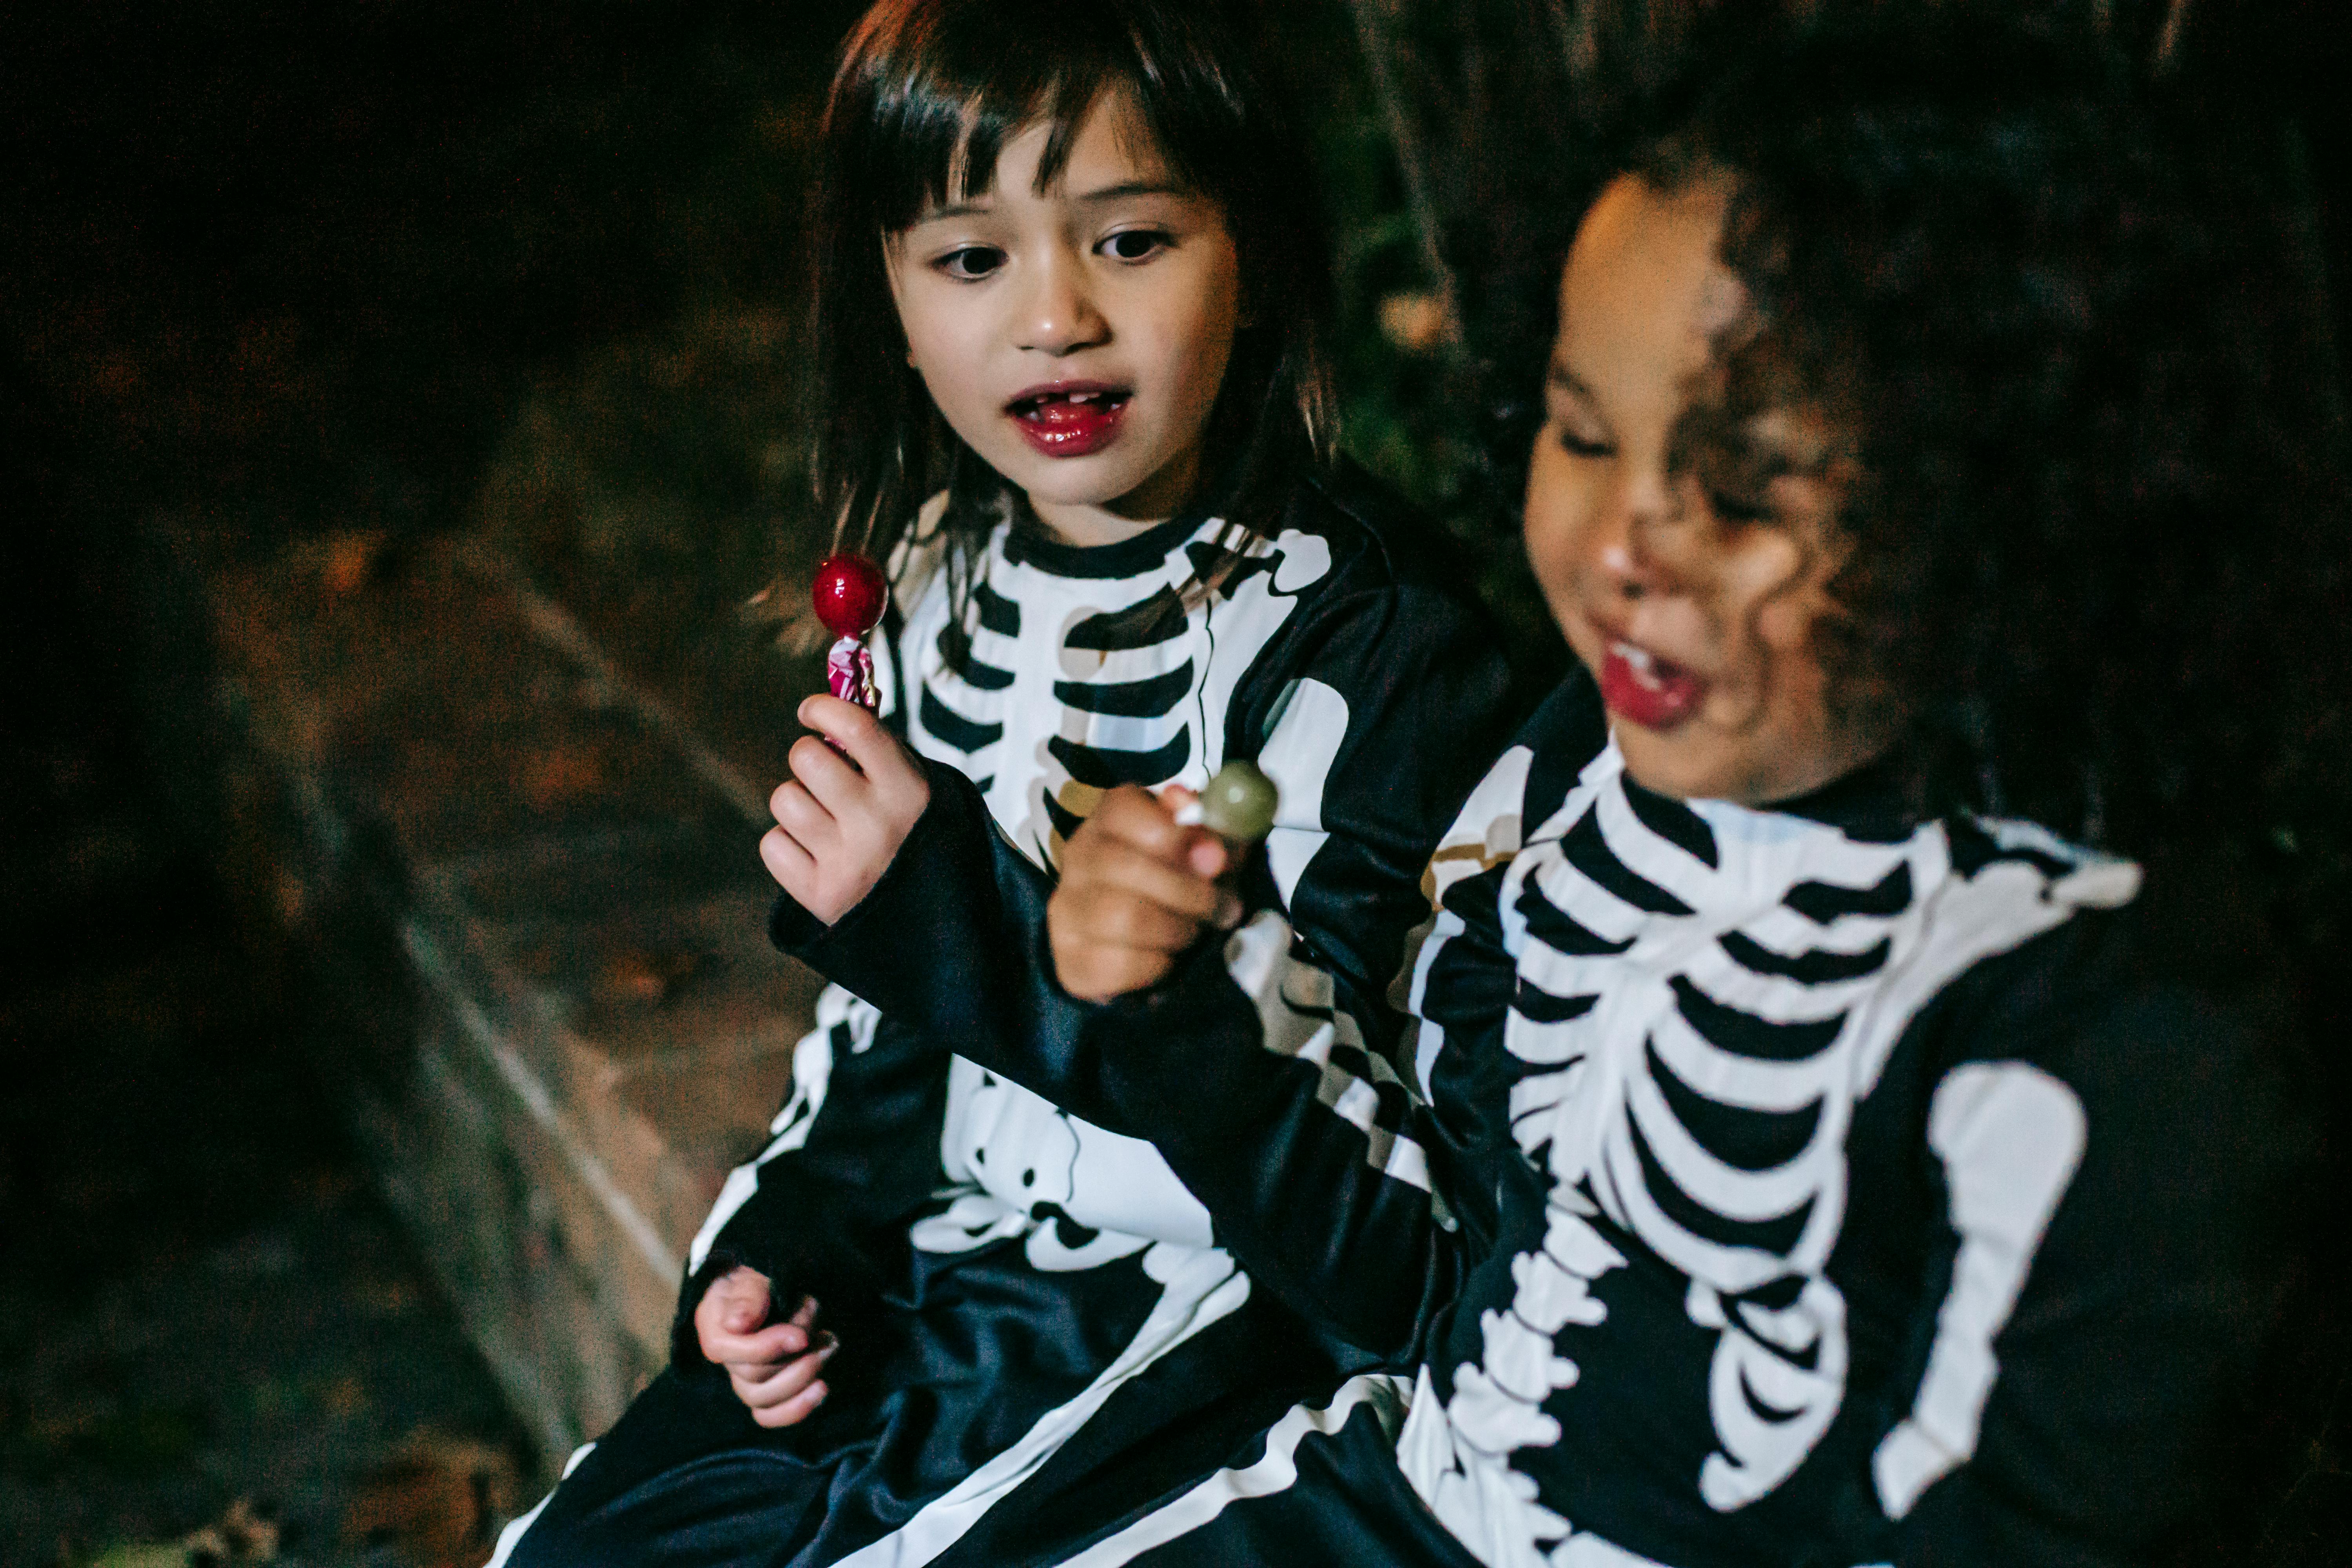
[812,553,889,734]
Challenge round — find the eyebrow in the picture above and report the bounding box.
[1066,179,1188,205]
[911,180,1189,225]
[1668,401,1820,485]
[1546,361,1596,399]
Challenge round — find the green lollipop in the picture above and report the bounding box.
[1198,759,1280,844]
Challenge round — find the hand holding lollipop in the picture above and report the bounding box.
[1047,763,1280,1003]
[813,553,888,713]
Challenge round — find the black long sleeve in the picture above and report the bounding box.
[784,566,1515,1360]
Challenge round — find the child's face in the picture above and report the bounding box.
[1526,172,1890,806]
[887,86,1242,545]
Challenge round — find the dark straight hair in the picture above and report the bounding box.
[808,0,1336,630]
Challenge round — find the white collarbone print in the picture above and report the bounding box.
[896,518,1335,875]
[1399,740,2140,1568]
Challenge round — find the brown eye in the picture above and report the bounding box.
[937,246,1005,281]
[1099,229,1170,262]
[1706,488,1774,526]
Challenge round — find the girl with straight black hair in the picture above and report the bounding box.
[494,0,1512,1562]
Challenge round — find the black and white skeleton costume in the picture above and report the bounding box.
[491,466,1513,1568]
[876,672,2302,1567]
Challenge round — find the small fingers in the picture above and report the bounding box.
[750,1374,831,1430]
[1183,831,1229,880]
[788,733,864,811]
[1067,883,1205,955]
[1077,787,1197,865]
[759,826,817,892]
[706,1317,809,1366]
[799,696,925,802]
[713,1266,772,1332]
[770,777,836,847]
[695,1267,778,1364]
[1144,800,1228,879]
[1077,840,1224,925]
[732,1336,837,1410]
[798,693,886,755]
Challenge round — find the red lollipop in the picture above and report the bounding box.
[814,552,888,713]
[813,553,889,640]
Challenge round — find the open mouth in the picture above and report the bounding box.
[1007,383,1131,457]
[1600,639,1706,730]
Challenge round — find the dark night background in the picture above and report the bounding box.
[4,2,2350,1564]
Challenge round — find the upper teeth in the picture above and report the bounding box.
[1066,391,1100,403]
[1614,641,1655,674]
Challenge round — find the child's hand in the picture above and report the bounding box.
[761,694,931,924]
[693,1265,836,1428]
[1050,785,1246,1002]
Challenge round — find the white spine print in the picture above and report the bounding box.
[1872,1062,2088,1519]
[1506,748,1907,1526]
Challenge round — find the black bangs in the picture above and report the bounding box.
[806,0,1334,637]
[831,0,1248,232]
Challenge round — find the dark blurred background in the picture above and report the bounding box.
[3,2,2348,1564]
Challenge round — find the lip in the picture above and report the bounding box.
[1598,636,1706,730]
[1006,380,1131,458]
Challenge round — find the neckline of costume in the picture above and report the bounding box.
[1613,744,1920,847]
[1748,751,1918,844]
[1000,506,1221,579]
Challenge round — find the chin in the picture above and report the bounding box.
[1062,477,1200,524]
[1613,733,1739,805]
[1004,457,1134,507]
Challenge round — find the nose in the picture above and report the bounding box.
[1588,465,1681,604]
[1017,247,1109,355]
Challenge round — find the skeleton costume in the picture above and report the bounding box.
[865,673,2301,1567]
[493,465,1513,1568]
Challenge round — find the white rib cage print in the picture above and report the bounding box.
[863,513,1429,1271]
[1400,740,2139,1568]
[897,518,1334,875]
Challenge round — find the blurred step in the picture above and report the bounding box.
[203,531,817,1470]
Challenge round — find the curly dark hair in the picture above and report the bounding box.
[1508,13,2348,949]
